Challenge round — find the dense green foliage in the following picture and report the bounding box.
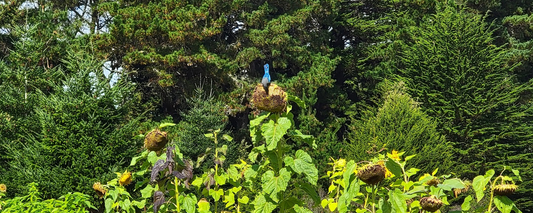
[346,81,453,174]
[393,5,533,208]
[175,88,247,172]
[0,183,95,212]
[1,0,533,212]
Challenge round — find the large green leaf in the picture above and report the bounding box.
[252,194,277,213]
[494,196,515,213]
[130,150,149,166]
[286,150,318,185]
[438,178,465,191]
[461,195,472,211]
[262,168,291,202]
[473,170,493,202]
[472,175,485,202]
[250,114,269,144]
[390,188,407,213]
[197,199,210,213]
[262,117,291,150]
[343,160,357,188]
[385,159,403,178]
[105,198,113,213]
[140,184,155,199]
[182,194,197,213]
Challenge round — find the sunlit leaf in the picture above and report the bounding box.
[494,196,514,213]
[472,176,486,202]
[251,194,276,213]
[262,117,291,150]
[390,188,407,213]
[183,194,197,213]
[386,159,403,177]
[262,169,291,202]
[293,204,313,213]
[288,94,306,109]
[238,196,249,204]
[159,122,176,128]
[141,184,155,199]
[288,150,318,185]
[197,198,210,213]
[461,195,472,211]
[438,178,465,191]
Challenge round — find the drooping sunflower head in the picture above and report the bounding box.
[0,183,6,193]
[119,170,133,186]
[252,83,287,113]
[357,164,386,185]
[420,196,443,212]
[92,182,107,198]
[492,184,518,196]
[376,160,393,178]
[144,129,168,151]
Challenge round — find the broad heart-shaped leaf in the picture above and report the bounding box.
[132,200,146,209]
[105,198,113,213]
[438,178,465,191]
[130,150,149,166]
[197,199,210,213]
[252,194,277,213]
[390,188,407,213]
[494,196,515,213]
[141,184,155,199]
[473,174,491,202]
[461,195,472,211]
[262,168,291,202]
[250,114,269,145]
[472,175,484,202]
[209,188,224,201]
[285,150,318,185]
[238,196,250,204]
[262,117,291,151]
[182,194,197,213]
[386,158,403,177]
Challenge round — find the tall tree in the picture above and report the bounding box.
[0,1,144,200]
[395,4,533,210]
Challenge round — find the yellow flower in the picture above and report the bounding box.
[119,170,133,186]
[389,150,401,161]
[335,159,346,170]
[0,184,6,193]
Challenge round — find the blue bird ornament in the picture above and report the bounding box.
[262,63,271,94]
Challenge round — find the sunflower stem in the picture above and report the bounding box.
[175,177,180,212]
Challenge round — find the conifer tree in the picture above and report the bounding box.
[396,4,533,210]
[346,81,453,174]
